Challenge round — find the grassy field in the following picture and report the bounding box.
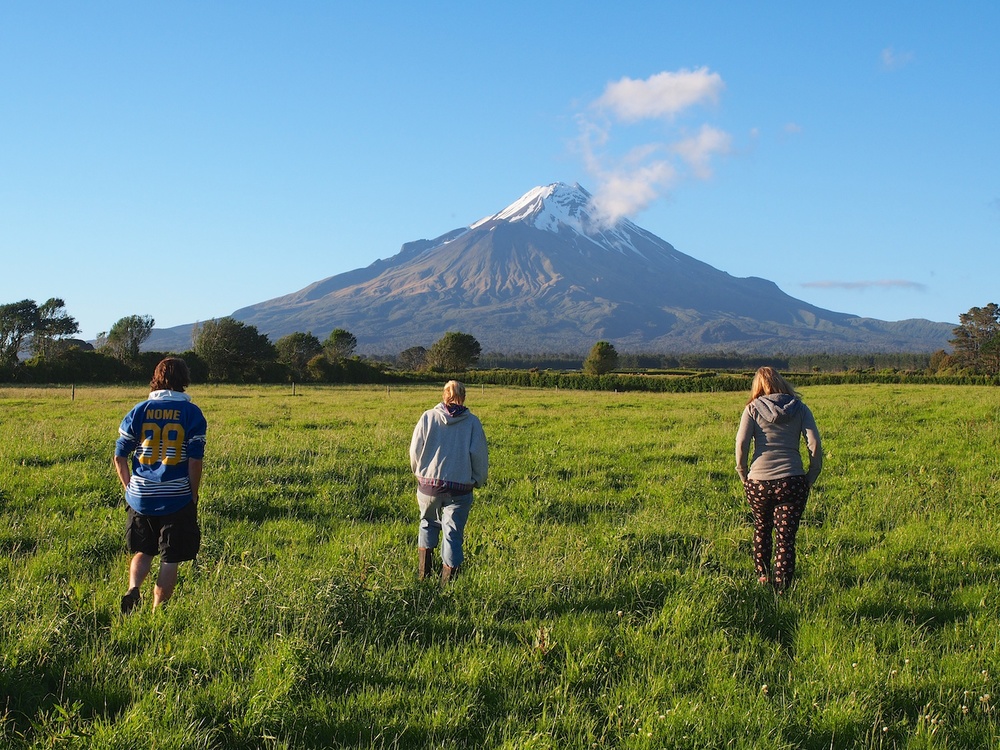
[1,382,999,749]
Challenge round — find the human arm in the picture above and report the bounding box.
[802,407,823,487]
[111,406,139,491]
[188,458,203,507]
[113,407,139,491]
[409,417,426,476]
[112,455,131,491]
[470,420,488,488]
[734,407,753,482]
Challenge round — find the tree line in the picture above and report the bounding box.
[0,299,485,384]
[3,297,1000,384]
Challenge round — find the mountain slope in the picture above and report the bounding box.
[147,183,954,354]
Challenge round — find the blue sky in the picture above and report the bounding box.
[2,2,998,342]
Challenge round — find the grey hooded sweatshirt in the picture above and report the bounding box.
[735,393,822,485]
[410,403,489,492]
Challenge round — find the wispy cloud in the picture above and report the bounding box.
[784,122,803,135]
[670,125,732,179]
[881,46,915,71]
[802,279,927,291]
[576,67,731,226]
[595,68,724,121]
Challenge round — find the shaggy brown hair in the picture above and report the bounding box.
[150,357,191,392]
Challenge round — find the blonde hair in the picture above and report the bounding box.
[747,366,798,404]
[442,380,466,406]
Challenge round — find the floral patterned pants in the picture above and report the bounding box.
[744,475,809,591]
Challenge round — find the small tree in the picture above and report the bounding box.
[928,349,952,374]
[103,314,155,363]
[0,299,39,365]
[324,328,357,360]
[398,345,428,371]
[194,317,276,381]
[31,298,80,359]
[583,340,619,375]
[276,332,323,380]
[427,332,481,372]
[950,303,1000,375]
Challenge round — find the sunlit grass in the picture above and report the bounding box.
[1,383,1000,747]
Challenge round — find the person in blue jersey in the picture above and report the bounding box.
[113,357,206,612]
[410,380,488,582]
[736,367,822,593]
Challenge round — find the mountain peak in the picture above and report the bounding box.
[471,182,595,233]
[470,182,653,257]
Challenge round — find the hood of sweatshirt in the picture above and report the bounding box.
[433,402,471,424]
[750,393,801,423]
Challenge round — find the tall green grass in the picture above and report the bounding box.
[1,383,999,748]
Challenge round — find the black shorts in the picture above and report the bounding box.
[126,501,201,563]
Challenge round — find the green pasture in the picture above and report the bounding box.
[1,382,999,748]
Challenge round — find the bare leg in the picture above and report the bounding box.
[153,562,179,608]
[129,552,154,590]
[121,553,153,613]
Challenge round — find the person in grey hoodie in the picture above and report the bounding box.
[410,380,488,582]
[735,367,822,592]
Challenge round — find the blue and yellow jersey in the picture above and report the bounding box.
[115,389,207,515]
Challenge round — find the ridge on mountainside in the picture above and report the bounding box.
[145,183,954,354]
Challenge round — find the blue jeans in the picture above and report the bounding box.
[417,489,473,568]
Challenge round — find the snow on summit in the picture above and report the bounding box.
[472,183,590,232]
[471,182,645,256]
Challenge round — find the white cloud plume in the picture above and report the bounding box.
[595,68,724,122]
[589,161,678,227]
[578,68,731,226]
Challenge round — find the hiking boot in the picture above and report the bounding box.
[418,547,434,580]
[441,564,460,583]
[120,587,141,614]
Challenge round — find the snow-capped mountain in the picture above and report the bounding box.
[472,183,674,258]
[146,182,953,354]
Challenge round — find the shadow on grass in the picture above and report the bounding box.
[532,494,643,524]
[195,704,495,750]
[617,530,707,563]
[836,559,988,630]
[11,451,92,468]
[208,463,411,526]
[0,532,38,557]
[78,534,121,568]
[716,579,800,653]
[490,574,686,624]
[614,530,800,653]
[0,611,128,747]
[847,596,969,630]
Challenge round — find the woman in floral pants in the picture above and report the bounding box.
[735,368,822,592]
